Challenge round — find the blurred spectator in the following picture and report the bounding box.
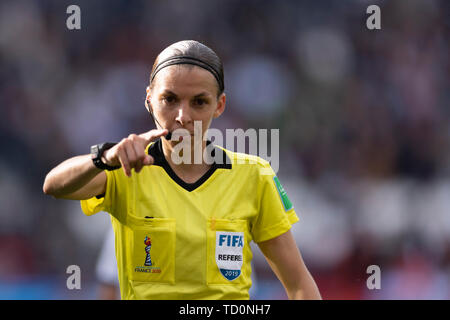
[96,225,120,300]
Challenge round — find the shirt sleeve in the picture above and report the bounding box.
[251,161,299,243]
[80,169,127,222]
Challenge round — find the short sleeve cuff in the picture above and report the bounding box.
[80,170,113,216]
[286,209,299,225]
[253,210,299,243]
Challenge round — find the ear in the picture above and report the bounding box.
[145,86,152,113]
[145,98,151,113]
[213,93,226,119]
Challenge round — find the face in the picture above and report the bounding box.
[147,65,226,146]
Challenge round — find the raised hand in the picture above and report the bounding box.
[103,129,168,177]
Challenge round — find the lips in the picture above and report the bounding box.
[170,128,194,135]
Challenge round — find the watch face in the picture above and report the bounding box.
[91,145,99,159]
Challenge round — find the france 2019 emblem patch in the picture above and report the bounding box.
[215,231,244,281]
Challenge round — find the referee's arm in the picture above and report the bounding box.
[257,230,322,300]
[43,128,168,200]
[43,154,107,200]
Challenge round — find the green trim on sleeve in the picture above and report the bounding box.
[273,176,293,211]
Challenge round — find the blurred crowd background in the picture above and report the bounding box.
[0,0,449,299]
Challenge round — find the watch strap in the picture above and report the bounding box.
[91,142,121,171]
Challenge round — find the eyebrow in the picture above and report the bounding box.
[160,90,212,98]
[193,92,212,98]
[160,90,176,96]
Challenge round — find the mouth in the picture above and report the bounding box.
[169,133,201,143]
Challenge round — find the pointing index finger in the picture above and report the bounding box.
[139,129,169,144]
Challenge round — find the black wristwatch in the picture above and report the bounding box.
[90,142,121,171]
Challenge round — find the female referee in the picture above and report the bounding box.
[43,40,321,300]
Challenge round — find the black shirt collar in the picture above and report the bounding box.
[148,139,231,192]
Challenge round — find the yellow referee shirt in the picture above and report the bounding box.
[81,139,298,300]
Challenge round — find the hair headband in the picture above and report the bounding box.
[150,55,224,92]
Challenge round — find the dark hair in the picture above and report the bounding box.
[149,40,224,97]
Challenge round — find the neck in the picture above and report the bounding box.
[161,138,212,178]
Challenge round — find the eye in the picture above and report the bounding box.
[193,98,207,106]
[162,95,176,104]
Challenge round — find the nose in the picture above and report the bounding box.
[175,102,192,126]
